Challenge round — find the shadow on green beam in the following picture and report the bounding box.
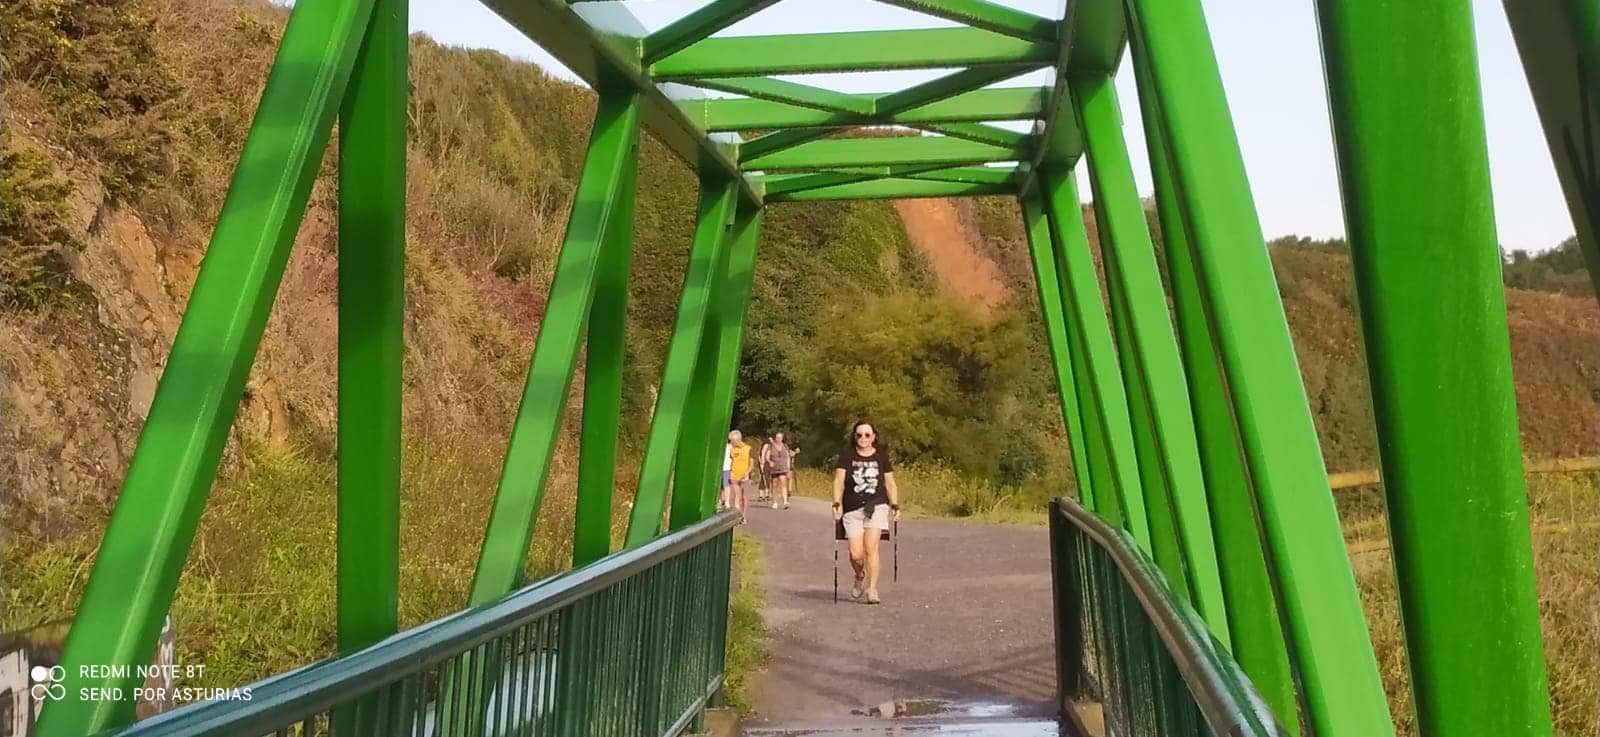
[652,27,1056,78]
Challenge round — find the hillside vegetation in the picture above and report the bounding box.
[0,0,936,684]
[1,0,1595,731]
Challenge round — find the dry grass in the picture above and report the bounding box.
[1338,474,1598,736]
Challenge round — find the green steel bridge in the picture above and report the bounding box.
[32,0,1594,735]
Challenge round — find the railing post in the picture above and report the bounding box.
[1121,0,1393,733]
[470,85,642,604]
[1047,501,1084,717]
[37,2,378,733]
[1129,30,1298,730]
[631,178,738,537]
[1020,193,1096,509]
[333,0,406,733]
[572,105,642,567]
[1072,70,1229,647]
[1314,2,1555,734]
[1038,166,1153,551]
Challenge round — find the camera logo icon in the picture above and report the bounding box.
[30,665,65,701]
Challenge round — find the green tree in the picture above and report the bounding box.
[791,293,1027,478]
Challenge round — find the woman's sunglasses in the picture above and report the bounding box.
[855,432,874,438]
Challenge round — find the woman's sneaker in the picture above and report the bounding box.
[866,589,881,605]
[851,574,866,600]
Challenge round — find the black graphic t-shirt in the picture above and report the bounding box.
[836,447,893,513]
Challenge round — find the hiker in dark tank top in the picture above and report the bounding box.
[831,421,900,604]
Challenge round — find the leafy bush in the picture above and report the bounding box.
[0,135,79,307]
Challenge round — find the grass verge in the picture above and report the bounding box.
[722,531,769,717]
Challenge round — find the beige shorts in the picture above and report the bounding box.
[840,505,891,537]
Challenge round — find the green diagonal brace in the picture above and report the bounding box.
[1101,243,1189,602]
[643,0,783,64]
[1124,2,1392,732]
[38,1,377,733]
[630,178,738,536]
[693,207,765,521]
[1039,166,1151,551]
[875,0,1058,42]
[469,89,642,604]
[1075,71,1228,640]
[1020,193,1096,509]
[740,66,1036,161]
[572,112,641,567]
[1131,31,1297,727]
[686,76,875,115]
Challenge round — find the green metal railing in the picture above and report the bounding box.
[1050,497,1287,737]
[97,512,737,737]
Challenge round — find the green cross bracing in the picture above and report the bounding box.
[34,0,1590,735]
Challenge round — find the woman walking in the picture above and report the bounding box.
[831,421,900,604]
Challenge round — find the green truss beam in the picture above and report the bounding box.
[765,177,1013,201]
[37,0,379,732]
[918,122,1031,148]
[684,86,1049,131]
[480,0,758,205]
[469,91,642,604]
[1130,31,1298,727]
[875,0,1058,42]
[686,76,875,115]
[1021,0,1121,194]
[643,0,782,64]
[336,0,405,663]
[745,135,1022,171]
[739,65,1035,160]
[1126,1,1393,732]
[652,27,1055,77]
[1317,2,1554,734]
[572,111,641,567]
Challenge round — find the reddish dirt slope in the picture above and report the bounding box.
[893,199,1007,311]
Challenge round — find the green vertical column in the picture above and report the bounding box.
[1130,32,1297,729]
[1038,168,1151,551]
[572,122,641,567]
[336,0,404,654]
[1019,192,1096,510]
[37,2,377,734]
[470,87,641,604]
[691,206,764,525]
[1073,72,1228,642]
[1315,3,1554,734]
[630,178,736,535]
[1122,1,1393,733]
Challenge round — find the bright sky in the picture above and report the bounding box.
[408,0,1573,252]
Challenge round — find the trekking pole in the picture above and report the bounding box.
[893,519,899,582]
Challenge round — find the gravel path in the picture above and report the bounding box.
[741,496,1056,728]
